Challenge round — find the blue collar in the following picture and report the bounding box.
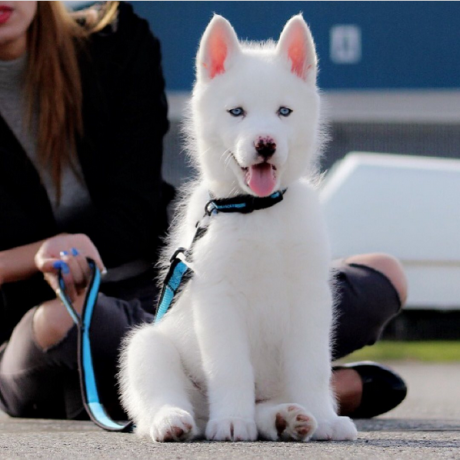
[205,189,287,216]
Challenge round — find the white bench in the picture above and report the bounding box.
[320,152,460,310]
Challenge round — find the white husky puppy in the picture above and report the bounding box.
[120,14,357,443]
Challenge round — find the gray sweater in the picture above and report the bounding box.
[0,54,91,228]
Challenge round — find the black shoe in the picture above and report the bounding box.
[333,361,407,418]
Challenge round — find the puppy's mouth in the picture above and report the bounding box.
[231,153,278,197]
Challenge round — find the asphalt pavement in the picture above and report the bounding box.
[0,362,459,459]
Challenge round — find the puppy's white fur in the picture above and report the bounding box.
[119,14,357,442]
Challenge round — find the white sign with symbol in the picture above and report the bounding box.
[330,25,362,64]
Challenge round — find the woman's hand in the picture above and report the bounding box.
[34,234,106,302]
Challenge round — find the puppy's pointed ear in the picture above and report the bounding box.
[196,15,241,82]
[276,14,317,84]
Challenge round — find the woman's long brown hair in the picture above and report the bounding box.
[25,1,119,200]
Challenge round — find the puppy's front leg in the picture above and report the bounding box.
[194,287,257,441]
[285,283,357,441]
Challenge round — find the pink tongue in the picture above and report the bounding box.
[247,163,276,197]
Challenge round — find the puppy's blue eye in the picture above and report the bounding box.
[278,107,293,117]
[228,107,244,117]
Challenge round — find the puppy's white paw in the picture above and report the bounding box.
[273,404,317,442]
[206,417,257,441]
[312,416,357,441]
[150,407,197,442]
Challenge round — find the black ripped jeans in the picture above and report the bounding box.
[0,260,401,420]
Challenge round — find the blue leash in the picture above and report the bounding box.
[57,259,133,432]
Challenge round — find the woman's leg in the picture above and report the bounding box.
[0,307,73,418]
[332,253,407,360]
[331,253,408,415]
[0,290,154,419]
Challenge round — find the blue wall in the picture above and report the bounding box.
[131,1,460,92]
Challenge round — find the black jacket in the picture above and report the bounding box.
[0,3,171,341]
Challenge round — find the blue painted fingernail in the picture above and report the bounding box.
[61,262,70,274]
[53,260,70,274]
[60,250,69,257]
[71,248,79,256]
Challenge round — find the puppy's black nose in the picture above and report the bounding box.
[255,138,276,159]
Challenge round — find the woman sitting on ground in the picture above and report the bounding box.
[0,0,407,422]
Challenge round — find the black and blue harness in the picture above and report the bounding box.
[156,190,286,322]
[57,189,286,432]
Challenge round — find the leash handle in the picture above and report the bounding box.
[57,258,133,432]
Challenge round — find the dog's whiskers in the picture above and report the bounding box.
[229,184,239,196]
[221,149,233,170]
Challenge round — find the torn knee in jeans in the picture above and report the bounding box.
[32,299,76,351]
[331,258,404,360]
[344,253,408,306]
